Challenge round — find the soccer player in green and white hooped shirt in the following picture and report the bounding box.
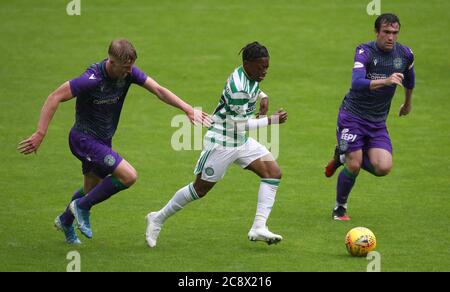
[145,42,288,247]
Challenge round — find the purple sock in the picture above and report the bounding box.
[77,176,128,210]
[60,187,85,225]
[362,152,376,175]
[336,167,357,205]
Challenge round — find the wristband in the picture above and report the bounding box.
[247,117,269,130]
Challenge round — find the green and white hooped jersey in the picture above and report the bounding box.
[205,66,261,147]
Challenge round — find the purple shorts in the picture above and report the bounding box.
[336,109,392,154]
[69,128,123,178]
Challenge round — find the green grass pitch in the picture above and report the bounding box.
[1,0,449,271]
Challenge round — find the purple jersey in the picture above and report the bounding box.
[69,59,147,141]
[342,41,415,122]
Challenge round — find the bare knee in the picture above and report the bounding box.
[113,160,138,187]
[268,167,282,179]
[121,169,138,187]
[344,151,363,175]
[194,185,210,198]
[374,164,392,176]
[345,160,361,175]
[122,171,138,187]
[257,162,282,179]
[193,176,215,198]
[368,148,392,177]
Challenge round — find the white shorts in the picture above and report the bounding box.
[194,137,271,182]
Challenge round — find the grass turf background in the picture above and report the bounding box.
[0,0,449,271]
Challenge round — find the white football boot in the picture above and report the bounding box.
[248,226,283,245]
[145,212,162,248]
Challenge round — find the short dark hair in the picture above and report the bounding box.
[239,42,269,62]
[108,39,137,63]
[375,13,401,32]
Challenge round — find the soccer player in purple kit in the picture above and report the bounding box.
[324,14,415,220]
[18,39,210,244]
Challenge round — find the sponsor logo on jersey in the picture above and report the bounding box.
[93,96,120,105]
[340,128,357,142]
[367,72,387,80]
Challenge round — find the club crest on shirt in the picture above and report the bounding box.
[393,58,403,69]
[104,154,116,167]
[205,167,215,176]
[373,58,378,66]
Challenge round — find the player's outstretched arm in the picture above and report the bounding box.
[17,81,74,155]
[399,88,413,116]
[142,77,211,127]
[246,108,287,130]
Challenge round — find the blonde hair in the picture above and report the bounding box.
[108,39,137,63]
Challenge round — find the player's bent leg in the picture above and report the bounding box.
[325,146,344,177]
[367,148,392,176]
[58,187,86,228]
[344,150,363,175]
[54,214,81,244]
[112,159,138,187]
[245,154,282,179]
[193,175,216,197]
[70,199,93,239]
[245,155,283,244]
[56,172,102,243]
[145,175,216,248]
[145,179,207,248]
[84,172,103,193]
[333,150,362,221]
[71,161,133,239]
